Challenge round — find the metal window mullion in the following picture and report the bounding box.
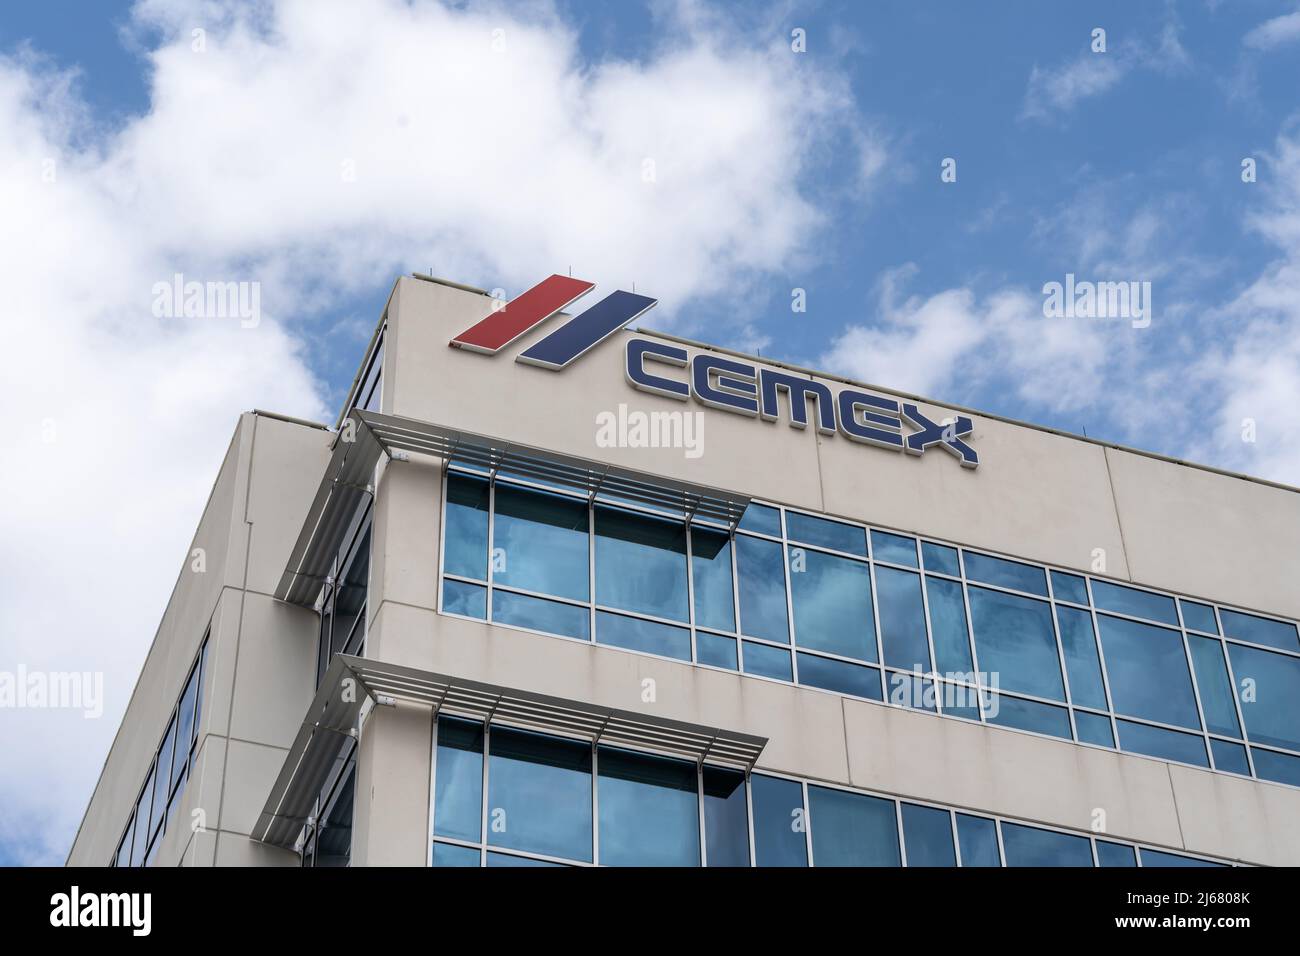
[479,720,491,867]
[895,798,908,867]
[956,550,985,722]
[800,780,814,866]
[781,510,800,685]
[426,715,439,866]
[917,570,941,711]
[588,501,597,644]
[685,521,699,664]
[732,531,746,672]
[696,764,707,867]
[993,818,1008,867]
[1174,596,1214,768]
[949,809,963,867]
[744,772,758,868]
[485,476,497,625]
[591,741,600,866]
[867,557,888,701]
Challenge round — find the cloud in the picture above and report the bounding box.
[1242,10,1300,51]
[0,0,880,863]
[1021,16,1189,122]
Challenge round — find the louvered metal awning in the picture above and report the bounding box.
[253,654,769,849]
[275,409,752,607]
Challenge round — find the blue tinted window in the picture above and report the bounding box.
[1140,849,1225,868]
[115,817,134,869]
[691,528,734,632]
[594,507,687,622]
[1116,720,1208,767]
[797,653,882,700]
[1187,636,1240,738]
[787,512,866,556]
[172,665,200,784]
[1251,747,1300,787]
[876,567,930,671]
[901,803,956,867]
[964,552,1047,596]
[492,590,589,640]
[938,682,981,720]
[871,530,918,568]
[751,774,806,866]
[1098,615,1200,729]
[1227,644,1300,751]
[1074,711,1115,748]
[737,503,781,536]
[1096,841,1137,866]
[486,852,564,867]
[435,718,483,842]
[702,767,749,867]
[1001,823,1092,867]
[696,631,737,670]
[744,641,793,681]
[789,549,875,661]
[885,671,936,712]
[921,541,960,577]
[984,694,1071,740]
[1091,580,1178,626]
[809,786,900,867]
[735,536,789,643]
[149,719,177,840]
[1220,608,1300,652]
[444,474,490,580]
[927,577,973,675]
[597,748,699,867]
[1056,606,1107,710]
[1210,739,1250,776]
[130,771,153,866]
[431,842,480,867]
[492,485,589,601]
[956,814,1000,867]
[1180,600,1219,634]
[487,727,592,862]
[968,587,1064,701]
[1050,570,1089,605]
[442,579,486,619]
[596,612,691,662]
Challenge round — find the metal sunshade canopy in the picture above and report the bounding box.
[275,409,752,606]
[253,654,769,849]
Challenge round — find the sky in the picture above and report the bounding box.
[1,0,1298,865]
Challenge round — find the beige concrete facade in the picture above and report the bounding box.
[70,274,1300,867]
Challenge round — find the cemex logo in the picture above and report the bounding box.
[449,275,978,468]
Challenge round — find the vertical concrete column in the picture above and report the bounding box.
[351,699,433,866]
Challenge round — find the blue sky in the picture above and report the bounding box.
[1,0,1299,864]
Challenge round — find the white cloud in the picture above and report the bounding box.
[1242,10,1300,51]
[0,0,880,863]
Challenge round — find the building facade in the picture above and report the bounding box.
[68,274,1300,867]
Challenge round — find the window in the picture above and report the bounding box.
[901,803,956,866]
[876,567,930,672]
[751,774,806,867]
[596,611,690,662]
[789,549,874,661]
[926,576,973,674]
[314,764,356,867]
[743,641,792,681]
[797,653,881,700]
[443,473,490,580]
[1180,600,1219,634]
[492,590,589,640]
[486,727,593,863]
[871,530,918,568]
[1091,580,1178,627]
[735,536,789,643]
[433,718,483,843]
[1220,609,1299,652]
[691,528,734,632]
[442,579,486,618]
[737,502,780,536]
[333,523,371,658]
[1115,720,1208,767]
[702,767,749,867]
[1140,848,1226,868]
[787,511,866,556]
[955,814,1000,866]
[1075,711,1115,748]
[963,552,1047,596]
[1056,606,1107,710]
[1227,644,1300,752]
[968,587,1064,701]
[1096,841,1137,866]
[921,541,960,577]
[1000,823,1092,867]
[1097,615,1199,729]
[492,485,589,601]
[594,507,688,621]
[1050,570,1089,605]
[1187,636,1241,737]
[597,748,700,866]
[809,786,900,866]
[984,694,1071,740]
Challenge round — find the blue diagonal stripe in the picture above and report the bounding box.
[516,289,658,370]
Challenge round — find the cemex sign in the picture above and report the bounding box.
[450,274,979,469]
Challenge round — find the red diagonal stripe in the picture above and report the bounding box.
[450,274,595,354]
